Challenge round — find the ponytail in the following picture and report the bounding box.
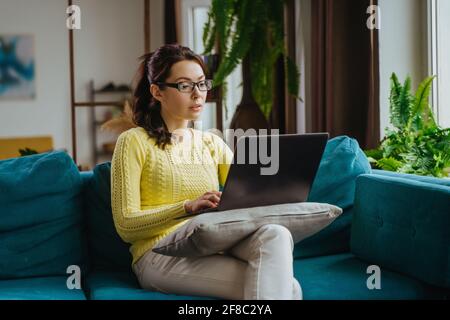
[132,53,172,149]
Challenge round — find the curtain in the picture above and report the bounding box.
[270,0,297,134]
[311,0,380,149]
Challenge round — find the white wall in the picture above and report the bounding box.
[0,0,164,167]
[150,0,165,51]
[73,0,151,167]
[0,0,71,152]
[378,0,428,137]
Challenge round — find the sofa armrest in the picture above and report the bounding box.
[372,169,450,187]
[80,171,93,188]
[350,173,450,288]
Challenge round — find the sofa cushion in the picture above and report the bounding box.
[294,136,371,258]
[351,174,450,289]
[84,271,212,300]
[294,253,449,300]
[0,276,86,300]
[0,151,87,279]
[84,162,132,272]
[86,255,450,300]
[153,202,342,257]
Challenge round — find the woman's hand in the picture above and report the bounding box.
[184,191,222,214]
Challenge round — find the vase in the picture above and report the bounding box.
[229,56,270,133]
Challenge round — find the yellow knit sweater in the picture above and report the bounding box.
[111,126,233,265]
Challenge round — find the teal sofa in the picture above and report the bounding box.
[0,136,449,300]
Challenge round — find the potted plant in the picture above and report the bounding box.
[19,148,38,156]
[365,73,450,178]
[202,0,300,130]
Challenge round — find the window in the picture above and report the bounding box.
[428,0,450,128]
[179,0,242,132]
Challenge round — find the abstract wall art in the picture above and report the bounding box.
[0,34,35,99]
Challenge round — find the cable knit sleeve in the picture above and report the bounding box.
[110,130,189,244]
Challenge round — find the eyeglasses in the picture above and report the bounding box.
[156,79,213,93]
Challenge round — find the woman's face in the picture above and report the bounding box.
[151,60,207,122]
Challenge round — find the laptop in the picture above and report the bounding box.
[174,132,329,220]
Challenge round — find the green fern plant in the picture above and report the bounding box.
[202,0,300,119]
[365,73,450,178]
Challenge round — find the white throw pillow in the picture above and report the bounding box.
[152,202,342,257]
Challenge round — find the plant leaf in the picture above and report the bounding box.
[389,73,413,130]
[409,75,436,131]
[377,157,403,172]
[203,0,301,118]
[286,56,300,98]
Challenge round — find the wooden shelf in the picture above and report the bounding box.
[94,89,131,95]
[74,101,124,107]
[68,0,150,165]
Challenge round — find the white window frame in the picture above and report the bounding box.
[179,0,217,131]
[427,0,450,128]
[427,0,439,119]
[180,0,211,52]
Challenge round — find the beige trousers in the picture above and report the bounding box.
[132,224,302,300]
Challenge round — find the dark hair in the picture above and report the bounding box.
[132,44,207,150]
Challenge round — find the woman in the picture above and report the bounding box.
[111,44,301,300]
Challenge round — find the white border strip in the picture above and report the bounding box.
[428,0,439,120]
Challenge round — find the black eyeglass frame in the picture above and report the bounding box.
[156,79,213,92]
